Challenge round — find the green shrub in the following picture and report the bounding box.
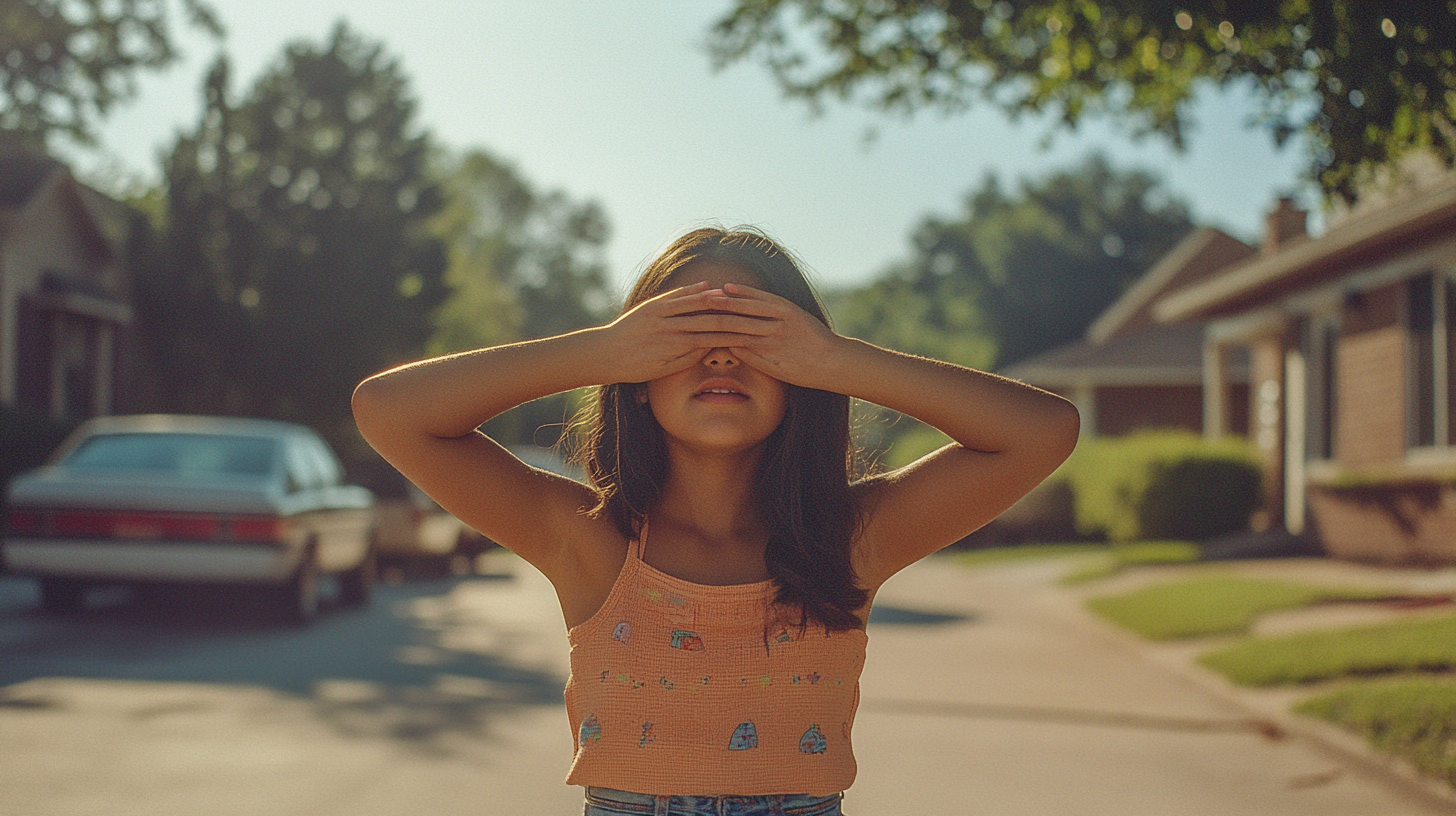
[1062,430,1262,542]
[1296,678,1456,788]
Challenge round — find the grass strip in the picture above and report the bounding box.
[1060,541,1202,584]
[1199,614,1456,686]
[1086,576,1391,640]
[1296,678,1456,787]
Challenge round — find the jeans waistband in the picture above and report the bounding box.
[584,786,843,816]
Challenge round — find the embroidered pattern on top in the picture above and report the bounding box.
[799,724,828,754]
[670,630,704,651]
[578,714,602,746]
[728,721,759,750]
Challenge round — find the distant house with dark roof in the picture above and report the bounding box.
[1003,227,1257,438]
[0,153,135,421]
[1153,164,1456,564]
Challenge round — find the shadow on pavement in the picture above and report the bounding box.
[868,604,975,626]
[0,573,564,753]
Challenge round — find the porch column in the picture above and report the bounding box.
[1283,348,1307,535]
[1250,334,1287,530]
[94,322,113,416]
[1202,341,1230,439]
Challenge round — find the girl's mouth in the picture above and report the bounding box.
[694,384,748,403]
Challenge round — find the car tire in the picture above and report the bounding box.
[339,550,375,608]
[275,554,320,626]
[39,579,86,614]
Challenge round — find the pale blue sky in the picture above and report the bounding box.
[63,0,1318,294]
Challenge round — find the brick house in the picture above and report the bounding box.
[0,154,134,421]
[1002,227,1256,438]
[1154,169,1456,563]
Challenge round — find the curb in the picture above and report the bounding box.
[1037,577,1456,812]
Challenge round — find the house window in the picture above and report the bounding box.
[1304,314,1338,460]
[1406,272,1456,448]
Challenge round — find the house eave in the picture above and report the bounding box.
[1154,178,1456,323]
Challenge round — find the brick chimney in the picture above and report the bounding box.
[1263,196,1308,255]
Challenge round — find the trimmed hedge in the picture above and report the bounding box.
[1061,430,1262,542]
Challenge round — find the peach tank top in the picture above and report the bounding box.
[563,522,867,796]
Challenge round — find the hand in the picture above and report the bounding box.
[701,283,847,390]
[598,282,777,383]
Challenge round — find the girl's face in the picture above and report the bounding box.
[645,262,789,457]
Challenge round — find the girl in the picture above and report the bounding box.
[352,227,1079,815]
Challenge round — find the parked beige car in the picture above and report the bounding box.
[2,415,376,624]
[356,462,489,574]
[358,445,582,574]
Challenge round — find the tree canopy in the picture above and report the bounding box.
[0,0,221,150]
[428,148,613,447]
[835,154,1193,368]
[708,1,1456,200]
[137,23,446,442]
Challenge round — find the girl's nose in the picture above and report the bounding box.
[702,347,741,367]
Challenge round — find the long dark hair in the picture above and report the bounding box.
[573,227,868,631]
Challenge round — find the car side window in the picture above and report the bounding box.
[307,437,344,487]
[285,439,323,494]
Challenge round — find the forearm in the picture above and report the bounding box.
[816,337,1080,458]
[352,326,612,442]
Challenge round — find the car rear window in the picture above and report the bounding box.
[63,433,279,477]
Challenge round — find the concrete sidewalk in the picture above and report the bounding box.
[849,556,1456,815]
[3,553,1455,815]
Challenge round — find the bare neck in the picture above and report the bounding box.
[655,446,764,538]
[646,446,771,583]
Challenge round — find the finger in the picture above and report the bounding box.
[720,282,794,306]
[699,291,782,319]
[643,282,714,309]
[682,332,767,348]
[668,313,775,335]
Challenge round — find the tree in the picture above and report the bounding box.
[428,148,612,445]
[143,23,446,443]
[708,1,1456,200]
[0,0,222,151]
[839,154,1192,368]
[429,149,611,353]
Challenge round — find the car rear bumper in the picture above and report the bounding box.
[1,538,301,584]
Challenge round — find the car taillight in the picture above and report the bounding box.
[228,515,289,543]
[4,509,42,535]
[14,509,285,543]
[51,510,115,538]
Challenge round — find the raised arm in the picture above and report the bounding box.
[350,281,761,583]
[711,283,1081,588]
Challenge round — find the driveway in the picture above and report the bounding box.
[1,553,1450,815]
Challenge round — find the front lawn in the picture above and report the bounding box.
[1198,614,1456,686]
[1085,575,1391,640]
[1296,678,1456,787]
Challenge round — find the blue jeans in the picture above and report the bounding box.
[584,786,844,816]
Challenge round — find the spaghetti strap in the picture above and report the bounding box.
[629,518,649,561]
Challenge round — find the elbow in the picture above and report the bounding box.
[1043,396,1081,466]
[350,375,391,441]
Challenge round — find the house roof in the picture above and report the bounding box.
[0,153,62,208]
[1087,227,1255,343]
[1155,174,1456,322]
[1002,322,1248,388]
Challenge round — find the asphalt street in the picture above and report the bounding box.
[1,553,1449,815]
